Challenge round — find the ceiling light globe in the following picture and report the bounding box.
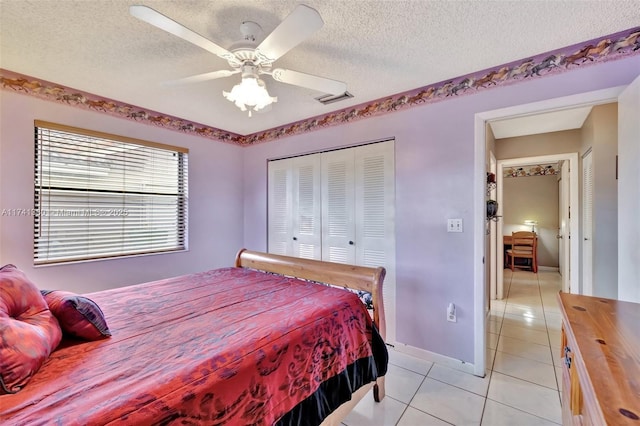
[223,76,277,116]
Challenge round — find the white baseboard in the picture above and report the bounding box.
[390,342,476,376]
[538,266,559,272]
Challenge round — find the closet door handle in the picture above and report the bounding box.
[349,241,354,245]
[292,237,297,241]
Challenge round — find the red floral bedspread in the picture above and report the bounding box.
[1,267,382,425]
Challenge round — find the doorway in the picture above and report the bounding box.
[472,85,625,377]
[495,153,578,299]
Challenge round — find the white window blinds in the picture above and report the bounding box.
[34,121,188,265]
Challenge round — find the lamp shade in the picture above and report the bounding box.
[223,76,277,116]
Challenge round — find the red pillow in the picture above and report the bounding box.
[0,264,62,394]
[41,290,111,340]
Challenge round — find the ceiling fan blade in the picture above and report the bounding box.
[130,5,240,66]
[270,68,346,95]
[255,4,323,63]
[162,69,240,86]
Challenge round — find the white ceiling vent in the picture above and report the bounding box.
[315,91,354,105]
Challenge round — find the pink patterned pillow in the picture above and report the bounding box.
[0,264,62,394]
[41,290,111,340]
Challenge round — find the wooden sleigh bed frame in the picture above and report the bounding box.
[1,249,387,425]
[236,249,387,402]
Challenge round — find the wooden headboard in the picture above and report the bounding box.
[235,249,386,341]
[235,249,387,402]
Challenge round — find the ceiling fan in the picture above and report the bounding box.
[130,4,347,116]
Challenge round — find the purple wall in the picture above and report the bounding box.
[0,91,245,293]
[242,55,640,362]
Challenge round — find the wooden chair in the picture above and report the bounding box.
[506,231,537,272]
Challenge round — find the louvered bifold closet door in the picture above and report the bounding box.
[291,155,322,260]
[354,141,395,269]
[321,149,356,264]
[355,140,396,342]
[267,141,396,342]
[268,159,293,256]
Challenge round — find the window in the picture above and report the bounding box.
[34,121,188,265]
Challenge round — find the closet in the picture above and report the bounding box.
[268,139,396,342]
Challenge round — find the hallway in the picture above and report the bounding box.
[342,269,563,425]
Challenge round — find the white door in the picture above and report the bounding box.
[269,141,397,342]
[354,142,395,268]
[618,75,640,303]
[268,159,293,256]
[291,155,322,259]
[354,141,396,343]
[321,149,356,264]
[582,150,594,295]
[559,160,571,293]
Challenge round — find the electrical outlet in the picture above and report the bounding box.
[447,303,457,322]
[447,218,463,233]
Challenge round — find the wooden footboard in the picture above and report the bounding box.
[235,249,386,402]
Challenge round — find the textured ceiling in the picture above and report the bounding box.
[1,1,639,136]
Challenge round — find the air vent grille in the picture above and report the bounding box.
[315,91,354,105]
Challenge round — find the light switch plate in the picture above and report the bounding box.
[447,218,463,233]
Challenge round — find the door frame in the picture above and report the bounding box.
[558,159,571,292]
[473,85,625,377]
[496,152,579,299]
[489,152,497,301]
[581,148,594,296]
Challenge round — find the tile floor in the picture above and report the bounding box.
[343,269,564,425]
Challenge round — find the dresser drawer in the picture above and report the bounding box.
[561,338,585,425]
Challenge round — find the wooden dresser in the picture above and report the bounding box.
[558,292,640,425]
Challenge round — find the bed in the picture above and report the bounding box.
[1,249,388,425]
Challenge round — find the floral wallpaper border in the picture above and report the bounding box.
[504,163,559,178]
[1,26,639,147]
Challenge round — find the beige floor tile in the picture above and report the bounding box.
[486,347,496,370]
[487,372,562,424]
[543,312,563,332]
[482,399,560,425]
[490,300,507,314]
[542,304,561,315]
[500,323,551,346]
[504,303,546,319]
[555,366,563,392]
[427,363,491,396]
[410,378,485,425]
[388,349,433,375]
[509,285,541,293]
[496,335,554,365]
[548,330,562,351]
[502,313,547,332]
[487,332,499,350]
[488,319,502,334]
[343,394,407,426]
[540,290,560,300]
[508,300,543,309]
[385,364,425,404]
[397,407,452,426]
[493,351,558,389]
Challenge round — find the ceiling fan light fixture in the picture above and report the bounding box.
[131,5,344,117]
[223,76,277,117]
